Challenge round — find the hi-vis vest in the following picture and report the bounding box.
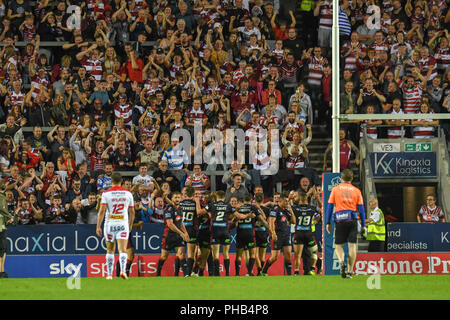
[367,208,385,241]
[300,0,314,11]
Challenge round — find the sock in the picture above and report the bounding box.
[157,259,165,276]
[126,259,133,276]
[187,258,195,275]
[181,259,188,276]
[214,259,220,276]
[262,259,273,274]
[199,268,204,276]
[193,260,199,274]
[247,258,255,276]
[106,253,114,277]
[224,259,230,276]
[115,260,121,277]
[207,254,214,276]
[174,258,180,276]
[284,261,292,275]
[119,253,127,274]
[294,271,299,275]
[235,260,241,276]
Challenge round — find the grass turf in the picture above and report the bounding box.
[1,275,450,300]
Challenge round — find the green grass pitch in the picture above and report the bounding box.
[1,275,450,300]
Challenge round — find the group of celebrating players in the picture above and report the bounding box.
[97,172,322,279]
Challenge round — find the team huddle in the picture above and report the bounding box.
[96,172,321,278]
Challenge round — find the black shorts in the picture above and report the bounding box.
[255,230,270,248]
[185,225,198,244]
[0,230,6,256]
[335,220,358,245]
[162,232,185,251]
[211,227,231,246]
[271,232,291,251]
[236,228,255,250]
[294,230,316,248]
[197,227,211,248]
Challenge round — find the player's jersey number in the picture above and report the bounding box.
[297,215,311,227]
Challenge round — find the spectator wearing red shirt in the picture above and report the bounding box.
[270,10,296,40]
[124,43,144,83]
[261,80,282,106]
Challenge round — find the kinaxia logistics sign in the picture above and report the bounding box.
[6,225,165,255]
[370,152,437,178]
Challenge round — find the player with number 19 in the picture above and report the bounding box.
[292,192,320,275]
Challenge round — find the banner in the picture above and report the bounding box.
[86,254,287,278]
[354,253,450,275]
[370,152,437,179]
[4,253,287,278]
[5,255,87,278]
[322,173,344,275]
[6,224,244,255]
[7,252,450,278]
[387,223,450,252]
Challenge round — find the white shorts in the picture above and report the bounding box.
[104,221,129,243]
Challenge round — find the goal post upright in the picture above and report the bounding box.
[332,0,340,173]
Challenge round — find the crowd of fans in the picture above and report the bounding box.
[0,0,447,225]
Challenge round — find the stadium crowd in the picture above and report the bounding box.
[0,0,447,230]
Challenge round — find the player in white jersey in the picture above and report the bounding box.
[96,172,135,280]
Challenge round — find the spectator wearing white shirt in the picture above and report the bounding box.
[132,163,155,190]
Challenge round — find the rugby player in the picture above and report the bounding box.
[197,190,235,276]
[156,192,190,277]
[96,172,135,280]
[261,196,295,275]
[253,193,270,276]
[292,192,320,275]
[234,194,270,276]
[194,192,215,276]
[180,186,199,276]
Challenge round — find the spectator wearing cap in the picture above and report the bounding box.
[132,31,152,59]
